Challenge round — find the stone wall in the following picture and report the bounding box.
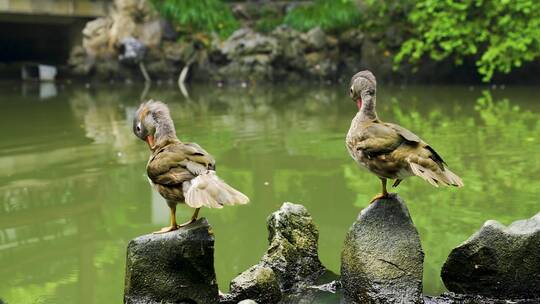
[67,0,419,84]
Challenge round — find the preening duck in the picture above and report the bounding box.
[345,71,463,202]
[133,100,249,233]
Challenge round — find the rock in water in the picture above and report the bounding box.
[341,194,424,304]
[441,212,540,299]
[124,218,218,304]
[226,265,281,304]
[261,202,326,291]
[223,202,326,304]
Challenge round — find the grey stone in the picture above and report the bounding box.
[124,218,219,304]
[260,202,326,291]
[221,203,328,304]
[227,265,281,304]
[271,26,307,70]
[339,29,364,50]
[441,212,540,299]
[305,27,327,51]
[341,194,424,304]
[216,28,280,82]
[222,28,278,59]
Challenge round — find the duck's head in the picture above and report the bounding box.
[349,70,376,110]
[133,100,175,149]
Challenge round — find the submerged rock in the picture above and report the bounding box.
[441,212,540,299]
[341,194,424,304]
[124,218,219,304]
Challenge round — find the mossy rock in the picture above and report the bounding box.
[124,218,219,304]
[227,265,281,304]
[341,194,424,304]
[442,212,540,299]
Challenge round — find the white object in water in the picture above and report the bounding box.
[38,64,57,81]
[21,64,57,81]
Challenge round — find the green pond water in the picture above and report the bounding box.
[0,81,539,303]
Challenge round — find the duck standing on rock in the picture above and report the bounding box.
[346,70,463,202]
[133,100,249,233]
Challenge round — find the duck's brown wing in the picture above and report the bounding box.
[147,142,215,186]
[353,122,463,187]
[148,142,248,208]
[385,122,463,187]
[351,122,406,157]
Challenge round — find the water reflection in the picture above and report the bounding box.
[0,82,539,303]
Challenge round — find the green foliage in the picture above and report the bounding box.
[388,0,540,81]
[284,0,361,32]
[150,0,239,38]
[254,8,284,33]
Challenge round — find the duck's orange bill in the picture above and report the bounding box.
[145,135,155,149]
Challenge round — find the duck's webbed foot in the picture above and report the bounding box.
[153,225,179,234]
[369,178,390,204]
[153,204,179,234]
[368,192,390,204]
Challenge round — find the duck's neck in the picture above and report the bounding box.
[356,95,378,122]
[153,116,178,149]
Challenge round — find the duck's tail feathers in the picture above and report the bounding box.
[409,162,464,188]
[185,171,250,209]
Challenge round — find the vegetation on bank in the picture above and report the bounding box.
[387,0,540,82]
[149,0,238,38]
[283,0,361,32]
[151,0,540,82]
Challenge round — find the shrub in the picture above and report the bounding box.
[284,0,361,32]
[150,0,239,38]
[386,0,540,81]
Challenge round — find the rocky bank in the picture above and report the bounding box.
[66,0,406,84]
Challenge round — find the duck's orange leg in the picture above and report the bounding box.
[154,205,179,234]
[178,208,200,228]
[369,178,389,204]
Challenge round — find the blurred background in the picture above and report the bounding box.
[0,1,539,303]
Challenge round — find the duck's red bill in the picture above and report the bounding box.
[145,135,155,148]
[357,97,362,110]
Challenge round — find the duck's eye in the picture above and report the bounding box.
[136,123,141,132]
[368,89,375,95]
[350,87,353,94]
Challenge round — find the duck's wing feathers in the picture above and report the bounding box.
[353,122,463,187]
[384,122,422,143]
[352,122,406,156]
[181,142,249,208]
[147,142,215,185]
[148,142,248,208]
[384,123,463,187]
